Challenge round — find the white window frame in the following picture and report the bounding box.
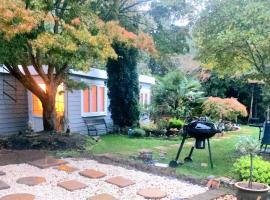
[81,80,107,117]
[140,88,151,106]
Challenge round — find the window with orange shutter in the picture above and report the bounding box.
[82,84,106,116]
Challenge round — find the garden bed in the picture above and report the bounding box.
[0,132,89,150]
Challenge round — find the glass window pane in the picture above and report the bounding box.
[91,85,97,112]
[99,87,105,112]
[83,88,89,113]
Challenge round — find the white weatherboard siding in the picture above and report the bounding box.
[0,68,155,135]
[0,74,28,135]
[67,75,112,134]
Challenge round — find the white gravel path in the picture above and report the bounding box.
[0,158,207,200]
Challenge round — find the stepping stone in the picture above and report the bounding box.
[79,169,106,179]
[188,190,228,200]
[0,171,6,176]
[57,180,87,191]
[0,193,35,200]
[0,180,10,190]
[55,165,78,173]
[16,176,46,186]
[105,176,135,188]
[28,157,67,169]
[88,193,117,200]
[137,188,167,199]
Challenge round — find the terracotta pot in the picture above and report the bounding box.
[235,182,270,200]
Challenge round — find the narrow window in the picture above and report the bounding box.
[91,85,97,112]
[99,87,105,112]
[83,88,89,113]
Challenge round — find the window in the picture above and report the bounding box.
[32,84,64,117]
[82,85,106,116]
[140,92,150,107]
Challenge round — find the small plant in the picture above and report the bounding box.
[235,136,260,188]
[140,123,158,136]
[168,118,185,129]
[234,156,270,186]
[129,128,146,137]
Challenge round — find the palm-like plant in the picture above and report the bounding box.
[151,70,204,120]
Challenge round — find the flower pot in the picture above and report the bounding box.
[235,181,270,200]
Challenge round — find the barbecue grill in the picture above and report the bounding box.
[169,119,221,169]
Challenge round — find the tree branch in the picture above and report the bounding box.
[5,64,46,100]
[120,0,152,13]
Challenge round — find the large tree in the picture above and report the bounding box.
[91,0,156,128]
[0,0,154,131]
[107,43,140,127]
[193,0,270,81]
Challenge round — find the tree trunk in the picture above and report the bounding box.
[248,153,253,188]
[41,85,57,132]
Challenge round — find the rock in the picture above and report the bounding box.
[201,163,208,167]
[137,188,167,199]
[16,176,46,186]
[207,175,215,180]
[79,169,106,179]
[207,179,220,189]
[105,176,135,188]
[57,180,88,192]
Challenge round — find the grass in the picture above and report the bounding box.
[87,125,258,179]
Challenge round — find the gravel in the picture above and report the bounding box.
[0,158,207,200]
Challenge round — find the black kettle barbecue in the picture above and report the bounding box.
[169,119,221,169]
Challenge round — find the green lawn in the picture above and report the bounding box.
[87,125,258,179]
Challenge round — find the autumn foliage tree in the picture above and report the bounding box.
[0,0,155,131]
[202,97,248,122]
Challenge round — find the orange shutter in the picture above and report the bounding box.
[91,85,97,112]
[83,88,89,113]
[99,87,105,112]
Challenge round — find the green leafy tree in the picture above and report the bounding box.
[0,0,153,131]
[193,0,270,80]
[151,70,203,120]
[107,43,140,127]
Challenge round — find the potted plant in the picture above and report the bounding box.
[235,136,270,200]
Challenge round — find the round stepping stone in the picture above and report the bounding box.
[0,180,10,190]
[16,176,46,186]
[0,171,6,176]
[0,193,35,200]
[55,165,78,173]
[88,193,117,200]
[57,180,87,191]
[137,188,167,199]
[79,169,106,179]
[105,176,135,188]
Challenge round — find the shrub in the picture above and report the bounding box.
[168,118,185,129]
[157,119,169,130]
[202,97,248,122]
[129,128,146,137]
[234,156,270,185]
[141,123,158,132]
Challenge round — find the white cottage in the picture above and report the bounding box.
[0,66,155,135]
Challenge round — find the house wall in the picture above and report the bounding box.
[67,75,112,135]
[0,73,28,135]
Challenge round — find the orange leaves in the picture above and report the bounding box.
[101,21,156,55]
[71,18,81,26]
[202,97,248,121]
[0,0,42,40]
